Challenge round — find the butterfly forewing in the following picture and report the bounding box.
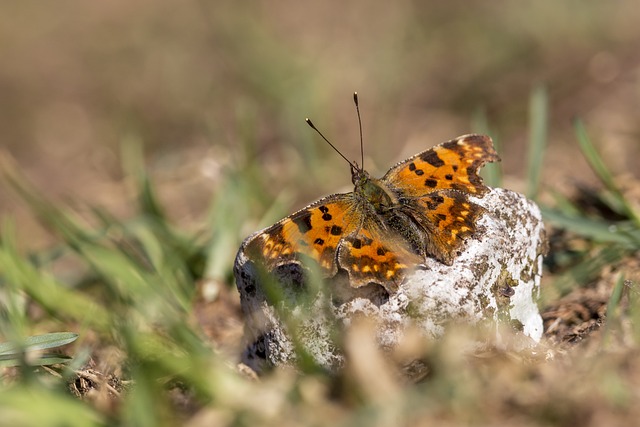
[382,134,500,197]
[245,194,359,277]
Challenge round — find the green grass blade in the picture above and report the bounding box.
[548,189,583,217]
[0,386,105,426]
[574,120,640,227]
[0,333,77,368]
[601,273,626,346]
[0,332,78,355]
[0,354,74,368]
[605,273,626,317]
[541,207,640,246]
[549,246,629,297]
[120,134,167,222]
[0,242,111,330]
[526,85,548,200]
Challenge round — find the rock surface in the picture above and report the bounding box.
[234,188,546,372]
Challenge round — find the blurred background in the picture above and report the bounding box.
[1,0,639,249]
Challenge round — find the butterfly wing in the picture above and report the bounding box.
[337,225,422,290]
[244,192,422,290]
[244,193,360,278]
[382,134,499,197]
[381,134,500,265]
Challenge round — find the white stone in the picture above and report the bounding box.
[234,188,546,372]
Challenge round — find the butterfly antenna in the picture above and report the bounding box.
[353,92,364,170]
[305,118,356,169]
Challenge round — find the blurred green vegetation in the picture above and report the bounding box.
[1,1,640,426]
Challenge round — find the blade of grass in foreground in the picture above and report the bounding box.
[0,221,110,330]
[0,386,104,427]
[3,149,197,313]
[0,333,78,367]
[0,332,78,356]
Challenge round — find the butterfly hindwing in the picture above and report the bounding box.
[406,190,484,265]
[337,226,423,289]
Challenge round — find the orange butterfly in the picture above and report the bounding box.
[241,96,499,291]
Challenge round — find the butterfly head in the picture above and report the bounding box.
[350,162,368,187]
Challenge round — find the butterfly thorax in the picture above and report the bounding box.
[351,167,397,214]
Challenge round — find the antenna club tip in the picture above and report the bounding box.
[353,92,359,105]
[305,118,316,129]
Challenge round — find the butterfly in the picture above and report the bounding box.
[241,98,500,291]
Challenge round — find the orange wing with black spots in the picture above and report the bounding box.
[244,193,423,289]
[382,134,500,197]
[244,194,360,278]
[406,190,484,265]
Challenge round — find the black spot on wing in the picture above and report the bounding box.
[318,205,333,221]
[434,213,447,225]
[421,150,445,167]
[426,194,445,210]
[292,210,312,233]
[330,225,342,236]
[425,178,438,188]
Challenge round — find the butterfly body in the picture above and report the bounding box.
[243,134,499,291]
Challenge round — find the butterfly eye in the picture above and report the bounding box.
[350,165,361,185]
